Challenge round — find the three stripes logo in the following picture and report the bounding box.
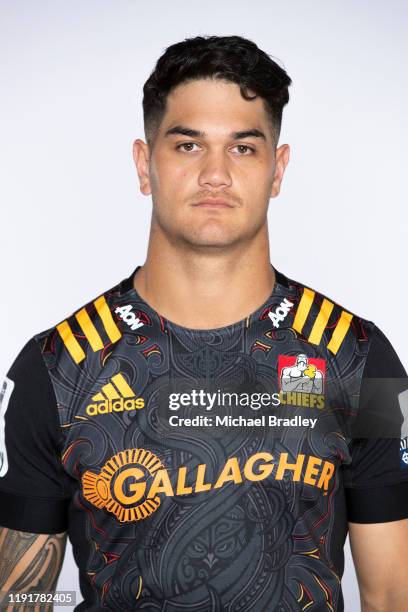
[86,373,145,416]
[56,295,121,364]
[292,287,353,355]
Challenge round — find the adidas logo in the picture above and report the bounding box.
[86,373,145,416]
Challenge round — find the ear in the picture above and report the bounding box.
[133,139,151,196]
[270,144,290,198]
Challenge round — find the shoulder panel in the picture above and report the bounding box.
[287,275,374,356]
[37,280,124,367]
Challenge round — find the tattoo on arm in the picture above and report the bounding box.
[0,527,67,611]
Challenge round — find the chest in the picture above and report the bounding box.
[56,330,357,526]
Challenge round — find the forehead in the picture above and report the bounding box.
[160,78,270,136]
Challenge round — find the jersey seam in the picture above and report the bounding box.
[0,482,70,500]
[344,479,408,490]
[32,334,70,500]
[348,319,377,488]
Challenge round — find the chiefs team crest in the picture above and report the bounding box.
[277,354,326,409]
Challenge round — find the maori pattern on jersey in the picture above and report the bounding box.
[36,268,372,611]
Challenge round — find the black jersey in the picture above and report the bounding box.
[0,264,407,611]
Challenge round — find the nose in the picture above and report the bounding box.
[197,149,232,190]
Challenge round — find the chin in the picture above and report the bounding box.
[183,232,244,249]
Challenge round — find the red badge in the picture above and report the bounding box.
[278,354,326,394]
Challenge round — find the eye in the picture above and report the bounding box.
[231,144,255,155]
[176,142,201,152]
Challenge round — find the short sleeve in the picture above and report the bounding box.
[344,324,408,523]
[0,337,71,533]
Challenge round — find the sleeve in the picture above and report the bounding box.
[343,324,408,523]
[0,337,71,533]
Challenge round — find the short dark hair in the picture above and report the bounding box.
[142,35,292,147]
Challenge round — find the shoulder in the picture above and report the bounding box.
[282,270,406,379]
[33,274,128,369]
[283,272,375,360]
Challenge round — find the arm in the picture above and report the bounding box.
[344,325,408,610]
[0,527,67,611]
[281,369,306,391]
[349,519,408,611]
[0,338,72,609]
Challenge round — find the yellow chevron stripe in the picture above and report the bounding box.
[57,320,85,364]
[91,375,135,401]
[75,308,104,351]
[112,373,135,398]
[292,287,315,334]
[94,295,122,344]
[101,383,121,400]
[327,311,353,354]
[92,392,105,401]
[308,298,334,345]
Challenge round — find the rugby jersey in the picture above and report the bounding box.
[0,264,407,611]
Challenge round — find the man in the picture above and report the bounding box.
[0,35,407,611]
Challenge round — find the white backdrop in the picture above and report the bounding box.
[1,1,407,610]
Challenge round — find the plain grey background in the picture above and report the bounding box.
[1,1,407,610]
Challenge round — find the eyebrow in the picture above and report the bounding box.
[164,125,267,140]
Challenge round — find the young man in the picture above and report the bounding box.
[0,35,407,611]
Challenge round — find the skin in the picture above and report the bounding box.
[349,520,408,610]
[132,77,290,329]
[0,528,67,611]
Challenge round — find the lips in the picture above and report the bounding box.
[193,199,234,207]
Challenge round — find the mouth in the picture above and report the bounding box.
[193,199,234,208]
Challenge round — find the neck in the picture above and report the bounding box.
[133,223,276,330]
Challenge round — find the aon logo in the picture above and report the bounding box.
[268,298,294,328]
[115,305,144,330]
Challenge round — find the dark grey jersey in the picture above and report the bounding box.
[0,265,407,611]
